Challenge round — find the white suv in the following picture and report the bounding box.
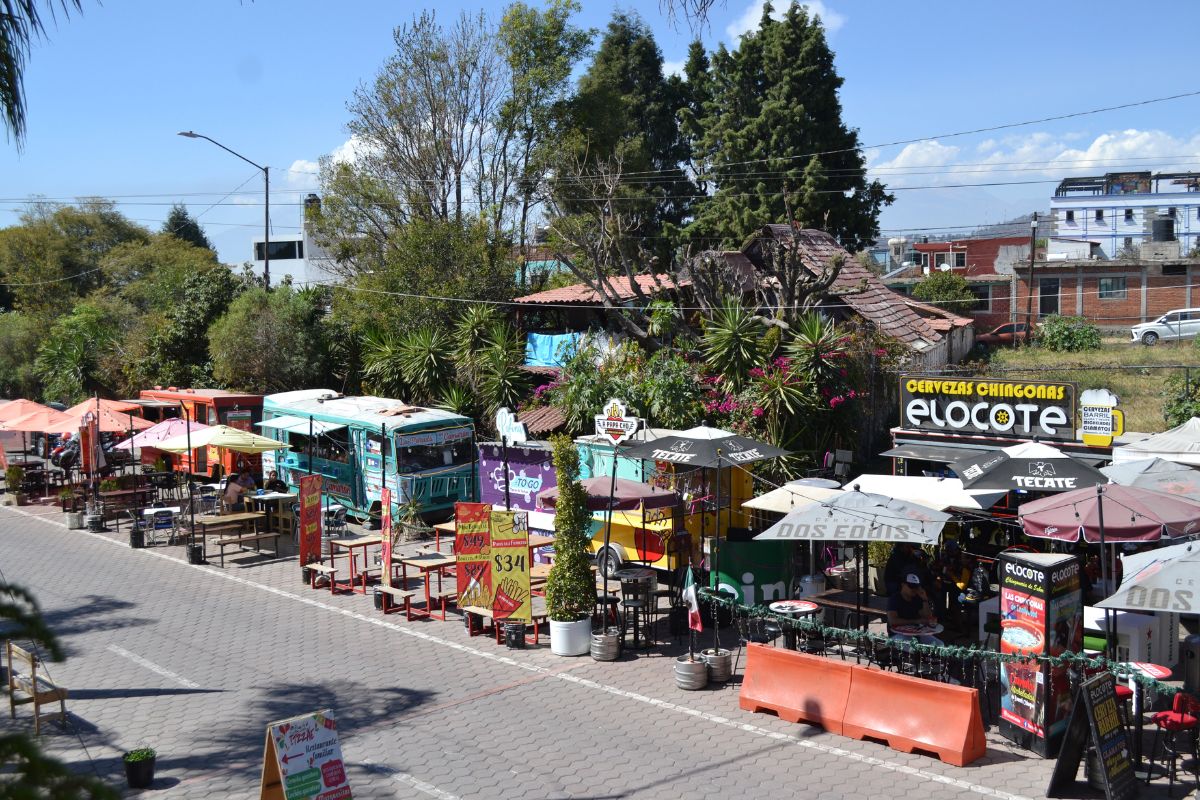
[1131,308,1200,345]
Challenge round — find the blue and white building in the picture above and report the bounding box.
[1049,172,1200,258]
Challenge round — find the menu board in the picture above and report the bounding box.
[380,487,394,589]
[455,503,492,608]
[259,709,351,800]
[298,475,323,568]
[1046,674,1137,800]
[490,510,531,624]
[998,552,1082,757]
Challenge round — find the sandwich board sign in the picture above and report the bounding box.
[1046,673,1137,800]
[260,709,351,800]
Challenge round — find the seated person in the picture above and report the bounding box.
[236,471,257,490]
[887,572,944,645]
[264,470,288,494]
[223,478,248,512]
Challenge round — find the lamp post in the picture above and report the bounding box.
[177,130,271,290]
[1022,212,1038,344]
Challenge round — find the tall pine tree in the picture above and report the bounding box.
[685,2,890,250]
[560,12,695,258]
[162,204,214,252]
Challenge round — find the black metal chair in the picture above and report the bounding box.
[619,580,648,650]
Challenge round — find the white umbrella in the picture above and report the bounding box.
[755,489,950,544]
[1096,540,1199,615]
[843,473,1005,512]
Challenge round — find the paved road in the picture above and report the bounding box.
[0,504,1182,799]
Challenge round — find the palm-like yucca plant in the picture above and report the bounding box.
[360,330,407,397]
[479,347,530,419]
[397,326,453,404]
[452,305,501,381]
[702,298,763,390]
[483,320,524,365]
[785,313,850,387]
[437,382,478,420]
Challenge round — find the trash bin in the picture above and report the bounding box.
[504,623,526,650]
[187,543,205,565]
[1184,633,1200,694]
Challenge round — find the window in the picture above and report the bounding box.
[954,252,967,268]
[254,240,304,261]
[1124,237,1134,250]
[934,252,950,268]
[1065,210,1075,223]
[968,284,991,311]
[1095,209,1104,223]
[1168,207,1177,218]
[396,443,473,473]
[1098,277,1127,300]
[1125,208,1134,223]
[1163,264,1188,276]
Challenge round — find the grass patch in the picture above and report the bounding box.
[980,338,1200,433]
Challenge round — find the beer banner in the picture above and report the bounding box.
[298,474,323,568]
[900,376,1076,441]
[455,502,492,608]
[490,510,531,624]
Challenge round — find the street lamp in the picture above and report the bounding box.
[177,130,271,290]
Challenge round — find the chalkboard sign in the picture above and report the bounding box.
[1046,674,1138,800]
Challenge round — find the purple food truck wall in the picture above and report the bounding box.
[477,443,557,511]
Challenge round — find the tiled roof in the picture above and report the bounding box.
[513,274,686,305]
[518,405,566,435]
[521,365,561,379]
[764,228,942,347]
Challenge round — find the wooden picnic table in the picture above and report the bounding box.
[195,511,265,562]
[394,552,457,619]
[248,492,297,534]
[329,535,383,594]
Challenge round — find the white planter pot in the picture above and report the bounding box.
[549,618,591,656]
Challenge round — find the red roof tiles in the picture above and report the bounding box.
[513,274,685,305]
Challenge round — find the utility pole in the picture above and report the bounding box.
[1023,212,1038,345]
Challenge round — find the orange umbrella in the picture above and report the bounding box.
[63,398,142,416]
[0,399,58,424]
[0,407,76,432]
[57,403,153,433]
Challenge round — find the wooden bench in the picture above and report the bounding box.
[305,563,339,593]
[462,598,549,645]
[378,586,418,618]
[6,641,67,735]
[426,587,457,621]
[214,531,283,567]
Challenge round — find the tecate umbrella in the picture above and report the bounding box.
[755,489,951,544]
[1097,540,1199,615]
[950,441,1106,493]
[1018,484,1200,543]
[1100,457,1200,498]
[536,477,680,512]
[619,426,788,468]
[155,424,288,455]
[112,418,210,451]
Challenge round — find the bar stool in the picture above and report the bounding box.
[1145,691,1199,795]
[594,592,620,628]
[619,579,648,650]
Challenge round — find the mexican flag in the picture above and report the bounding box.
[681,566,702,632]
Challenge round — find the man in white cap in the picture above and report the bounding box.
[887,572,943,645]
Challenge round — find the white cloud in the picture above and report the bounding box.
[869,128,1200,187]
[662,58,686,78]
[281,136,368,191]
[725,0,845,42]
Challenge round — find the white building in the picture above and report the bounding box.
[1048,172,1200,259]
[250,193,341,287]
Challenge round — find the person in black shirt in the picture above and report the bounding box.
[883,542,918,596]
[264,470,288,494]
[887,572,943,644]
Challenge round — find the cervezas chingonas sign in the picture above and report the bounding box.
[899,376,1076,441]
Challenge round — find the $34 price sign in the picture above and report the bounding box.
[489,510,532,623]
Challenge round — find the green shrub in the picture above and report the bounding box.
[123,748,156,763]
[545,436,595,623]
[1038,315,1100,352]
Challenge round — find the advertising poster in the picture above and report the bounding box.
[259,709,351,800]
[298,475,323,568]
[999,552,1082,757]
[490,510,532,624]
[478,443,555,511]
[898,376,1076,441]
[455,502,492,608]
[380,487,394,589]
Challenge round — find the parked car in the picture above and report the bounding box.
[1131,308,1200,345]
[975,322,1031,349]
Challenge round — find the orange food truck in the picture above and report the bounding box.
[137,387,264,478]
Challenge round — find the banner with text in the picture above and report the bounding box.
[899,376,1077,441]
[259,709,351,800]
[380,487,394,589]
[490,510,531,624]
[298,475,323,568]
[455,502,492,609]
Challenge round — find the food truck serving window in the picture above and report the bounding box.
[366,432,390,458]
[396,442,473,473]
[290,428,350,464]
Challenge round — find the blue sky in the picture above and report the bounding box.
[4,0,1200,266]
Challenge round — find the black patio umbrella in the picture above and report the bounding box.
[622,425,788,646]
[949,441,1106,493]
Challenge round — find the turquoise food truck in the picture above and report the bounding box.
[260,390,477,521]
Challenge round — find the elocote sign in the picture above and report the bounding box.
[899,376,1076,441]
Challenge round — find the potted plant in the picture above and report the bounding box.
[98,478,120,493]
[122,747,156,788]
[5,465,26,505]
[545,436,595,656]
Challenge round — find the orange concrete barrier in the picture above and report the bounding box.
[841,665,986,766]
[738,644,853,734]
